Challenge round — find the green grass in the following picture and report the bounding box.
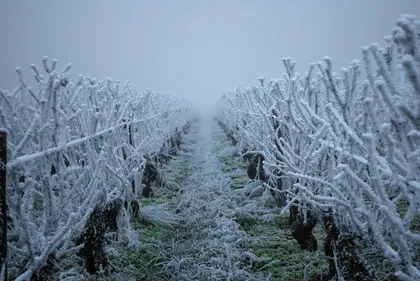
[220,156,250,188]
[396,198,420,234]
[246,216,329,281]
[108,248,170,281]
[141,197,167,207]
[236,216,260,231]
[104,219,176,281]
[231,183,245,190]
[134,222,175,242]
[216,141,331,280]
[101,154,189,280]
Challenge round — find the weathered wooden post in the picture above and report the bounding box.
[0,131,7,280]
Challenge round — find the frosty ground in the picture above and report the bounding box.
[105,119,328,281]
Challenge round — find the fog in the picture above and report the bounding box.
[1,1,419,113]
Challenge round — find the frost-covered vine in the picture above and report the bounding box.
[216,15,420,280]
[0,57,193,280]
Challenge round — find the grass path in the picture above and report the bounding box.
[110,119,328,281]
[157,119,266,280]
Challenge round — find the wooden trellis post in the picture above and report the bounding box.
[0,131,7,280]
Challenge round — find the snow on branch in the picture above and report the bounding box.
[1,57,193,279]
[216,15,420,280]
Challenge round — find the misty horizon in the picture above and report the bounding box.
[1,1,419,112]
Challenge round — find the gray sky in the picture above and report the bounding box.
[1,1,419,112]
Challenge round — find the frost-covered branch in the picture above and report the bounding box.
[216,15,420,280]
